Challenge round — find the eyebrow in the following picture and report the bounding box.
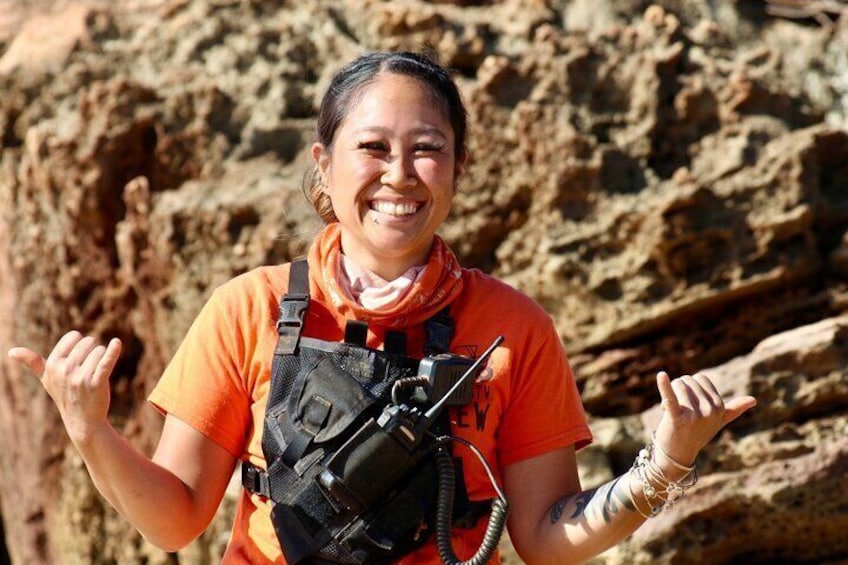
[353,126,448,140]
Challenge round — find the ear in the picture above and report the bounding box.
[312,142,331,182]
[454,148,467,181]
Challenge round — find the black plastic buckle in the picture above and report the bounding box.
[242,462,270,498]
[276,294,309,334]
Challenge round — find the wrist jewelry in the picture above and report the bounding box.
[626,468,655,519]
[651,432,696,473]
[628,437,698,518]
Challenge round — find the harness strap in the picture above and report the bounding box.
[384,331,407,355]
[277,259,451,357]
[424,307,453,355]
[344,320,368,346]
[275,259,309,356]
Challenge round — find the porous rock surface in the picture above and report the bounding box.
[0,1,846,563]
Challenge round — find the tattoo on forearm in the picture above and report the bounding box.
[549,476,637,524]
[549,496,569,523]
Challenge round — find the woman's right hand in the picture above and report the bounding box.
[8,331,122,445]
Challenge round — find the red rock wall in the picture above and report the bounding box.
[1,1,847,563]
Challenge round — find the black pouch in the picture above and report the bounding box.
[263,338,439,564]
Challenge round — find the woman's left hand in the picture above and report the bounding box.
[652,370,756,468]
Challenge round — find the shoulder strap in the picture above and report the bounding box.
[274,259,309,356]
[424,306,453,355]
[247,259,311,498]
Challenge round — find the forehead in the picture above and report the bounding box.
[343,72,452,130]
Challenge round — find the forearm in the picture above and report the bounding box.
[527,447,696,564]
[9,334,234,551]
[74,423,206,551]
[538,473,645,564]
[507,370,756,565]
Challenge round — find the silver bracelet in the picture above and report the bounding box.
[651,432,696,473]
[626,467,659,518]
[629,439,698,517]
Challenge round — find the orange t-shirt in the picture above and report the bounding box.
[149,224,592,564]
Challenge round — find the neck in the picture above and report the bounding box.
[352,255,424,281]
[339,235,431,281]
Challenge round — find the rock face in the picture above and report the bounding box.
[586,316,848,564]
[1,1,846,563]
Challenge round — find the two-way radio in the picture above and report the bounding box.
[317,336,504,515]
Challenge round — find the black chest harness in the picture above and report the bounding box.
[241,260,508,564]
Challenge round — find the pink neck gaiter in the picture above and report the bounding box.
[337,253,426,312]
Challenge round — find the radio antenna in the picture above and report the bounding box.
[423,335,504,421]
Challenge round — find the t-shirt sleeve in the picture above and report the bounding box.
[497,315,592,468]
[148,286,252,459]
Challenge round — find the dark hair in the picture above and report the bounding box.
[305,51,468,223]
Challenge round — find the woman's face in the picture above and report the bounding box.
[313,72,463,279]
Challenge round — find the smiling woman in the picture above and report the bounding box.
[312,71,462,280]
[7,50,755,565]
[304,52,468,282]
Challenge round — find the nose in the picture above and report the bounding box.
[380,153,416,189]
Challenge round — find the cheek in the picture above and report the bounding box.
[327,161,377,198]
[337,163,382,196]
[418,160,456,185]
[352,161,381,180]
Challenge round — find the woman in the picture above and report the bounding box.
[8,51,756,564]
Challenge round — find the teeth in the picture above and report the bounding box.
[372,201,419,216]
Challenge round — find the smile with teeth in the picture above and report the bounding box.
[370,200,421,217]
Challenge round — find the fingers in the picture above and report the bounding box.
[46,330,85,367]
[67,336,98,377]
[693,372,721,398]
[661,371,756,427]
[42,330,86,382]
[78,344,107,383]
[686,373,723,415]
[91,338,122,387]
[9,331,121,387]
[7,347,46,377]
[672,376,701,410]
[687,373,757,425]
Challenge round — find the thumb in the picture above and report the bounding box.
[722,395,757,425]
[7,347,46,377]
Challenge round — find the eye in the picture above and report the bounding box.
[357,141,388,152]
[413,142,447,154]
